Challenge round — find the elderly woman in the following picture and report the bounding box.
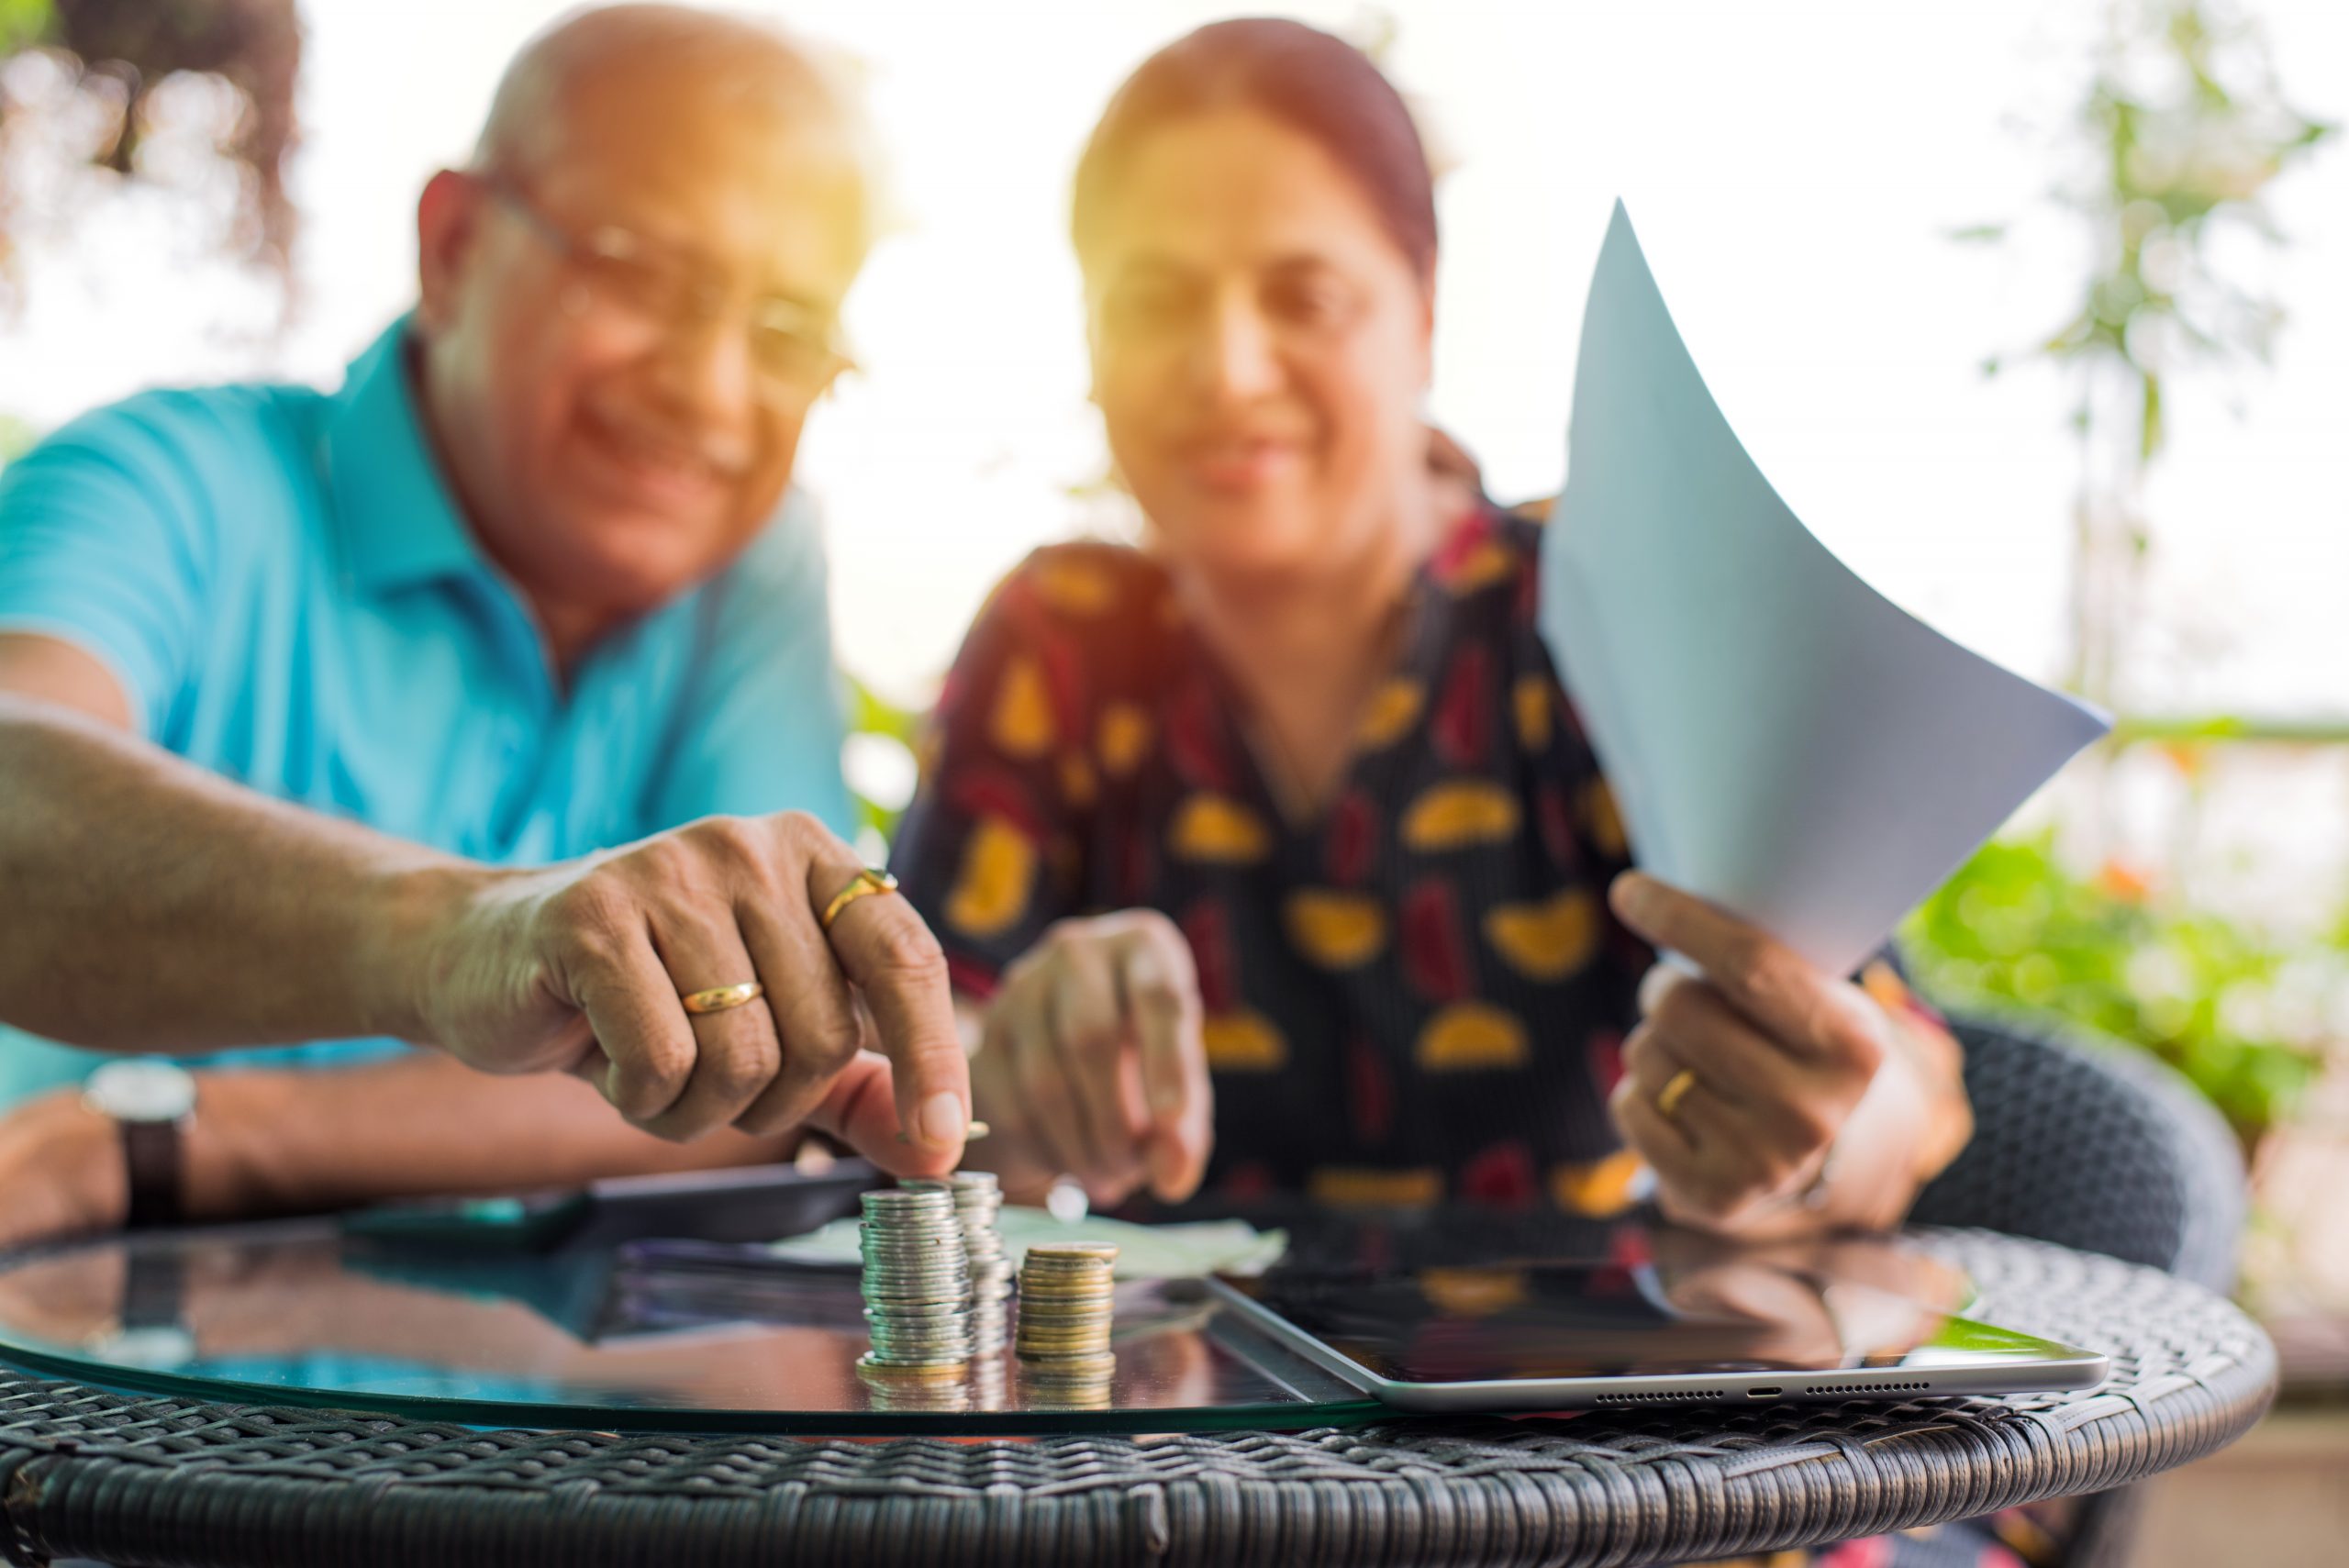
[889,23,2043,1566]
[891,20,1976,1242]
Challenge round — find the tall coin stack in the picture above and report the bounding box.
[856,1187,973,1378]
[949,1173,1014,1357]
[1015,1241,1119,1402]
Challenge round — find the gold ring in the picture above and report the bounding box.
[1655,1067,1699,1119]
[682,981,765,1016]
[820,866,899,930]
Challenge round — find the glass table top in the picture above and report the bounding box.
[0,1218,1377,1435]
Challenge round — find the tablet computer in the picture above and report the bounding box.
[1206,1222,2107,1412]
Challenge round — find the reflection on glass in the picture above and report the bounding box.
[0,1222,1364,1435]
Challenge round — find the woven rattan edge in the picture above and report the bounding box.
[0,1230,2280,1568]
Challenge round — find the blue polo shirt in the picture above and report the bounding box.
[0,317,855,1109]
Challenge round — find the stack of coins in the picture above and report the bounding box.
[1015,1241,1119,1386]
[856,1187,973,1375]
[950,1173,1014,1357]
[857,1359,972,1413]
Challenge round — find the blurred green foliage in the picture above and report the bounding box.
[2034,2,2332,467]
[843,672,920,844]
[1904,832,2332,1149]
[1967,1,2332,707]
[0,0,50,51]
[1926,1,2342,1151]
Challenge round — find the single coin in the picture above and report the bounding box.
[1014,1333,1113,1351]
[856,1352,969,1379]
[1017,1351,1119,1376]
[1015,1296,1111,1310]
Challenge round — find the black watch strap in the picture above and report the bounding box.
[121,1244,188,1332]
[121,1117,185,1229]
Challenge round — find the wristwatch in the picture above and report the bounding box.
[82,1060,198,1229]
[81,1244,195,1370]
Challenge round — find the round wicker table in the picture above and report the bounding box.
[0,1227,2273,1568]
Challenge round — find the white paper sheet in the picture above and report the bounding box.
[1540,203,2110,977]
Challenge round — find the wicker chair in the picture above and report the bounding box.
[1907,1011,2249,1568]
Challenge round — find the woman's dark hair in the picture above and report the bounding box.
[1071,17,1437,282]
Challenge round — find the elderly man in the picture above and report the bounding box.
[0,5,967,1246]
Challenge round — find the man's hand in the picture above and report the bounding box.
[0,1090,125,1252]
[405,812,970,1163]
[967,910,1212,1206]
[1605,872,1932,1236]
[0,694,964,1169]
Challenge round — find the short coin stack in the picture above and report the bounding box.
[1015,1241,1119,1394]
[856,1186,972,1377]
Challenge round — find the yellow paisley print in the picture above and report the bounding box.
[1439,539,1513,594]
[1415,1002,1531,1070]
[1097,703,1152,778]
[988,655,1054,759]
[1030,558,1116,616]
[1308,1167,1443,1209]
[1355,679,1425,749]
[1419,1266,1531,1318]
[1580,776,1628,858]
[1283,889,1388,969]
[1059,751,1097,808]
[1512,673,1553,752]
[1550,1150,1645,1217]
[1400,780,1520,851]
[1168,794,1273,863]
[942,816,1037,939]
[1202,1010,1288,1072]
[1484,888,1600,982]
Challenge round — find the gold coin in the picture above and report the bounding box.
[1013,1318,1111,1333]
[1015,1338,1112,1354]
[1018,1351,1119,1376]
[1019,1299,1111,1313]
[856,1353,969,1380]
[1023,1244,1119,1264]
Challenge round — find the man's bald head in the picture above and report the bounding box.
[413,3,878,662]
[475,4,874,253]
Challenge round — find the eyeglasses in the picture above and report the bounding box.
[482,176,854,402]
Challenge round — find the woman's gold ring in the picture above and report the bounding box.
[1655,1067,1699,1120]
[682,981,765,1016]
[820,867,899,930]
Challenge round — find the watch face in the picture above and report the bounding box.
[85,1325,197,1371]
[83,1061,197,1123]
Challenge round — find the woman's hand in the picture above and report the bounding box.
[967,911,1213,1206]
[1605,872,1963,1238]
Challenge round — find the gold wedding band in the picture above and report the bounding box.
[1656,1067,1699,1120]
[820,866,899,930]
[682,981,765,1016]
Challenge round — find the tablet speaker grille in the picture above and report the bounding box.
[1803,1381,1932,1396]
[1593,1390,1729,1405]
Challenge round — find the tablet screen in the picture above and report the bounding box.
[1216,1223,2076,1386]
